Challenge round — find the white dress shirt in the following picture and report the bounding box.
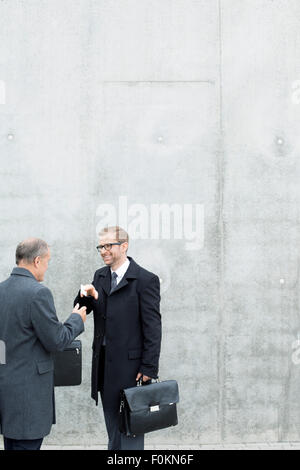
[110,257,130,286]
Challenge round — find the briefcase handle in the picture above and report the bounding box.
[137,377,160,387]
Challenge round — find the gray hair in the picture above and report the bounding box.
[16,238,49,265]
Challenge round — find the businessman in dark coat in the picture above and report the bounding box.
[74,226,162,450]
[0,238,86,451]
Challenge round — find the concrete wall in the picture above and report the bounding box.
[0,0,300,445]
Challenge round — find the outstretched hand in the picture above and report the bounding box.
[72,303,87,323]
[80,284,99,300]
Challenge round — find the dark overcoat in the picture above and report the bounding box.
[0,267,84,440]
[74,256,161,411]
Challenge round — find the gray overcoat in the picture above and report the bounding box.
[0,267,84,440]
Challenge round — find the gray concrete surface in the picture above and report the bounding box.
[0,0,300,446]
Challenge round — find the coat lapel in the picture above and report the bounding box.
[111,275,128,294]
[97,256,139,296]
[98,268,111,296]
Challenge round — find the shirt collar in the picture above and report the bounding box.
[111,257,130,279]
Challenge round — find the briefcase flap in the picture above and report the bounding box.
[123,380,179,412]
[53,340,82,387]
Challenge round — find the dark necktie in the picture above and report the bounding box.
[102,272,118,346]
[110,272,118,294]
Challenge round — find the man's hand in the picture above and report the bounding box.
[80,284,99,300]
[136,372,151,383]
[73,303,87,323]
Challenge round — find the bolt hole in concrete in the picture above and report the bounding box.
[276,137,284,146]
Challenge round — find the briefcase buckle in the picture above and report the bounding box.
[150,405,159,412]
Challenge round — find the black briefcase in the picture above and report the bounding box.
[53,340,82,387]
[119,379,179,437]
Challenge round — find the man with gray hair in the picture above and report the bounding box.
[0,238,86,451]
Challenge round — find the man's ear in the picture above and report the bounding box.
[33,256,40,268]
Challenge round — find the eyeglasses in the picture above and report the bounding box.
[96,242,124,253]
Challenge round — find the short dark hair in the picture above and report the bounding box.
[16,238,49,265]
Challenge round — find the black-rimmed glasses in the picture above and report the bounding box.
[96,242,124,253]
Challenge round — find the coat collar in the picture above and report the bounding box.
[97,256,139,296]
[11,267,37,280]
